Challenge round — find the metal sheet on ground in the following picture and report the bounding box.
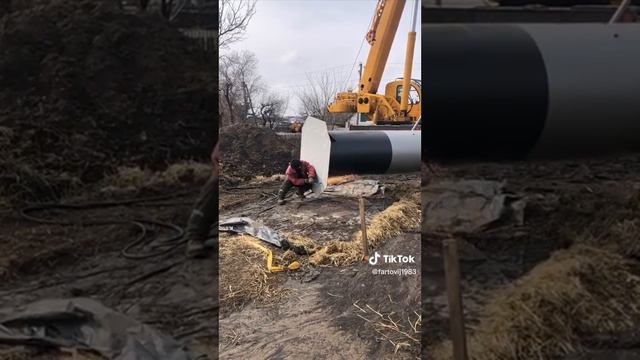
[219,217,285,248]
[0,298,190,360]
[324,179,381,198]
[422,180,526,233]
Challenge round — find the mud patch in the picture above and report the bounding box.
[321,233,422,359]
[220,281,372,360]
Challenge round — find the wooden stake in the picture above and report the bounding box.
[443,238,468,360]
[359,196,368,260]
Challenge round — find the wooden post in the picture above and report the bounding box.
[443,238,468,360]
[359,196,368,260]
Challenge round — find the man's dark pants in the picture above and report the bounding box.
[185,175,218,250]
[278,180,312,199]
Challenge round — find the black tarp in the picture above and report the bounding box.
[0,298,192,360]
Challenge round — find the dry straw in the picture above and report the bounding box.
[581,218,640,258]
[353,300,422,353]
[219,234,289,314]
[310,197,420,266]
[219,195,420,312]
[285,234,320,255]
[431,244,640,360]
[104,161,211,189]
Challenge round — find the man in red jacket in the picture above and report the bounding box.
[185,142,219,258]
[278,159,316,205]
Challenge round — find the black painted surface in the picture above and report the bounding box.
[329,132,393,175]
[421,6,620,23]
[422,24,549,161]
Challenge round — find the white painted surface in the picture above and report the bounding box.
[384,130,422,173]
[301,117,332,194]
[525,24,640,156]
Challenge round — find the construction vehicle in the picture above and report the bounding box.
[290,120,302,133]
[328,0,421,125]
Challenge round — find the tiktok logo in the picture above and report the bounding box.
[369,252,381,265]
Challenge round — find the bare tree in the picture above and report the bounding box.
[297,70,351,129]
[232,51,262,121]
[218,50,264,126]
[219,0,256,49]
[219,57,241,125]
[258,92,289,129]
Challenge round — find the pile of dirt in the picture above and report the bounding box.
[0,0,216,201]
[220,124,298,180]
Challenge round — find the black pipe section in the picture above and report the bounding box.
[422,24,549,162]
[422,24,640,163]
[329,132,393,175]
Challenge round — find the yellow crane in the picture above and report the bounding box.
[328,0,421,125]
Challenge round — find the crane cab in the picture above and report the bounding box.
[382,79,422,124]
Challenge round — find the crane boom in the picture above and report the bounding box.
[360,0,406,94]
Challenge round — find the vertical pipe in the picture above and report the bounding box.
[358,62,363,124]
[400,0,418,113]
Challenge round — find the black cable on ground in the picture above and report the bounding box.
[125,258,186,286]
[120,219,185,260]
[19,192,194,260]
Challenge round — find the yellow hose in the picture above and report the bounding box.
[245,239,300,273]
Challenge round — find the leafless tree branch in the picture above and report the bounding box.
[219,0,256,48]
[219,50,264,126]
[297,70,351,129]
[259,92,288,129]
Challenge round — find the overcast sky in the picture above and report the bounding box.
[228,0,422,116]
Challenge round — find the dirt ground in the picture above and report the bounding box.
[0,172,217,359]
[0,1,217,357]
[423,154,640,358]
[0,0,215,204]
[219,173,422,360]
[220,125,298,182]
